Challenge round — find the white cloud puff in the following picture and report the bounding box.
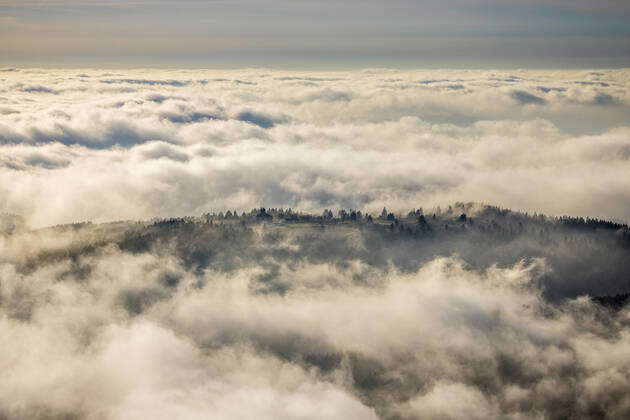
[1,68,629,226]
[1,231,629,419]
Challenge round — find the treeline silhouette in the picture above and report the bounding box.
[4,202,630,301]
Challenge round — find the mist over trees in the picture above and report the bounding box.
[14,202,628,301]
[1,203,629,419]
[1,68,630,420]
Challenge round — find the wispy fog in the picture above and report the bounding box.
[1,209,630,419]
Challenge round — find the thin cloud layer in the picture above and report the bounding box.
[1,68,630,226]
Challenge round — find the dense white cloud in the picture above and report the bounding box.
[0,68,629,226]
[1,225,629,419]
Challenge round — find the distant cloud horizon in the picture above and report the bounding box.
[1,68,630,227]
[1,0,630,68]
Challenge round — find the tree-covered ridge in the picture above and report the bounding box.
[3,203,629,302]
[2,203,630,419]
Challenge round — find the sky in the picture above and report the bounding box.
[1,0,630,68]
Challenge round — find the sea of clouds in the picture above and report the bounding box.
[1,223,630,420]
[1,68,630,226]
[1,68,630,419]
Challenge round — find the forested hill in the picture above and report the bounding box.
[3,203,629,302]
[2,203,630,419]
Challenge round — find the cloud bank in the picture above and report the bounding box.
[1,69,630,227]
[1,66,630,418]
[1,217,630,419]
[1,69,630,226]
